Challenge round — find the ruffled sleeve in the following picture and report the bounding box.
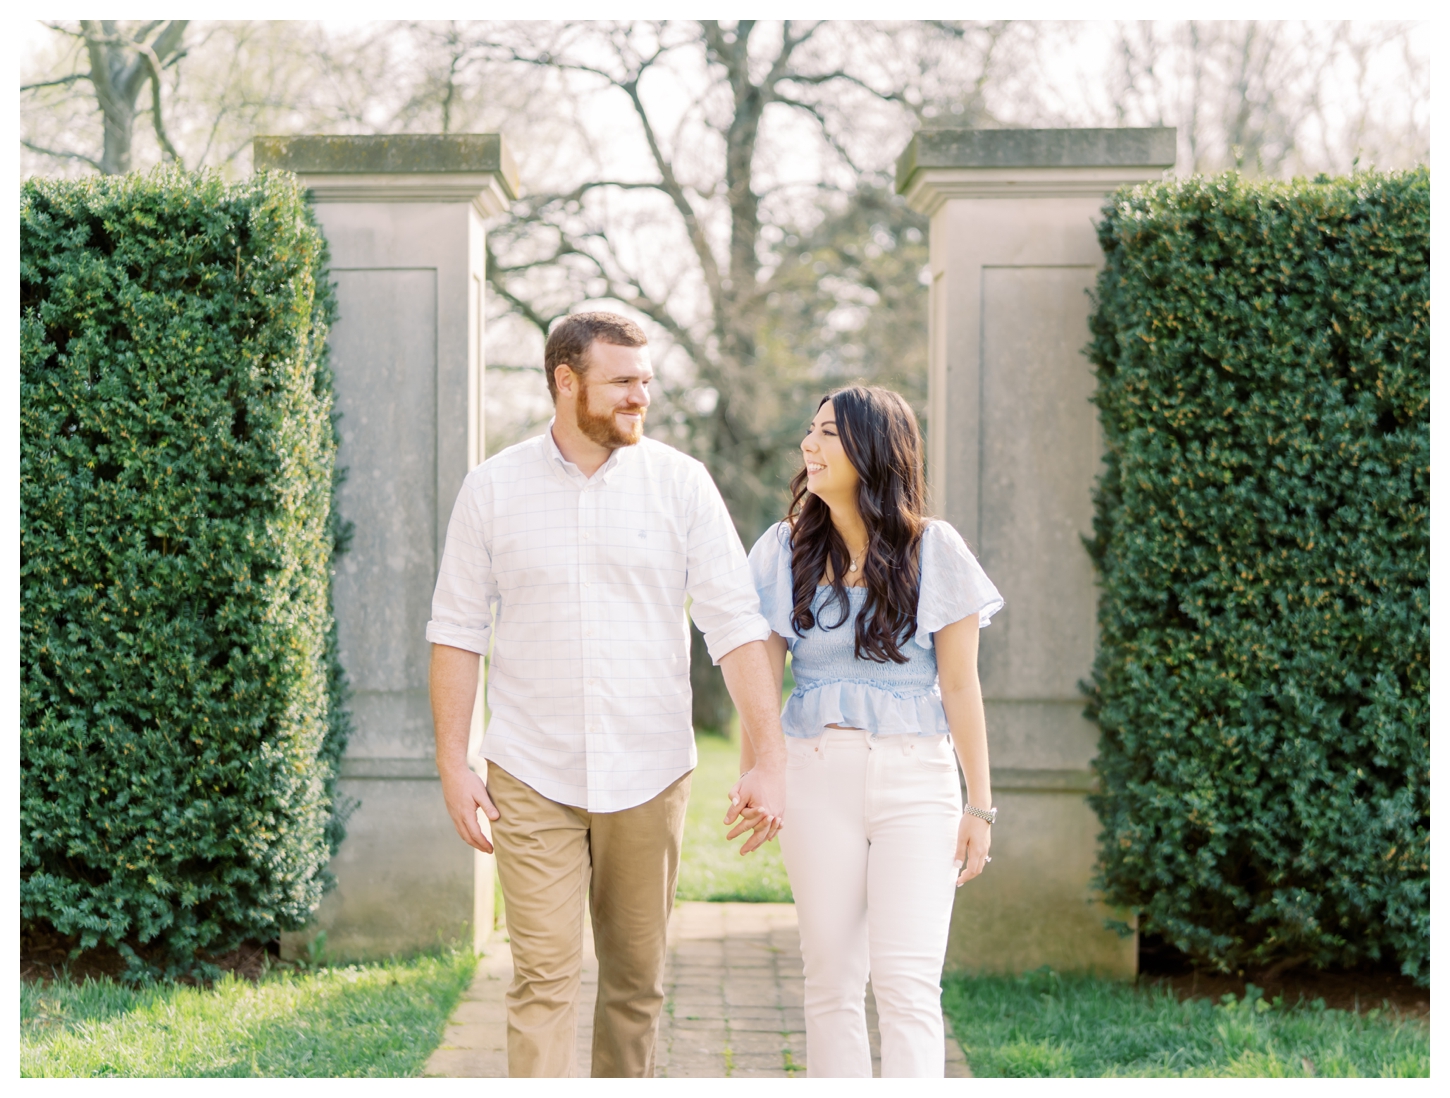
[913,521,1004,648]
[747,522,800,647]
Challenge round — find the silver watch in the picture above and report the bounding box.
[963,803,997,825]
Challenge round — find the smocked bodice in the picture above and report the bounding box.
[791,586,938,694]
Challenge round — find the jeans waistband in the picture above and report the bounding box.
[807,726,949,750]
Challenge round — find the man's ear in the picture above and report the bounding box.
[554,363,578,399]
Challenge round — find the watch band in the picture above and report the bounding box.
[963,803,998,825]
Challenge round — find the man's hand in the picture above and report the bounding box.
[431,644,493,852]
[440,762,499,854]
[724,763,785,855]
[953,812,992,886]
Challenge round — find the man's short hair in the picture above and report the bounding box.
[544,311,648,401]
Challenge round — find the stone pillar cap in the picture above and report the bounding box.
[253,134,520,216]
[896,127,1176,211]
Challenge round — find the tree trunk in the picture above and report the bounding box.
[80,20,188,175]
[97,98,136,175]
[690,623,735,736]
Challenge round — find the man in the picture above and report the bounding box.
[427,311,787,1078]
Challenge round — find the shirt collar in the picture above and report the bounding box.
[543,419,634,485]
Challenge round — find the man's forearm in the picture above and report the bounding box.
[719,640,786,769]
[738,633,787,776]
[720,638,788,845]
[429,643,498,851]
[430,644,481,771]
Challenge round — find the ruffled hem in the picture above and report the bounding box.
[782,680,949,737]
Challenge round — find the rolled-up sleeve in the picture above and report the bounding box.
[684,465,770,664]
[426,473,498,654]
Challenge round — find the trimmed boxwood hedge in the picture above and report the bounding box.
[1085,169,1429,983]
[20,168,351,973]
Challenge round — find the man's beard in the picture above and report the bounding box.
[575,381,646,448]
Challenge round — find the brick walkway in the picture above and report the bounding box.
[425,901,970,1078]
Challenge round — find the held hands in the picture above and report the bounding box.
[953,811,992,886]
[724,764,786,855]
[440,763,500,854]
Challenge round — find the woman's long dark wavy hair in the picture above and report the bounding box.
[787,385,929,663]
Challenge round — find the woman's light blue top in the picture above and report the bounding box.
[748,521,1004,738]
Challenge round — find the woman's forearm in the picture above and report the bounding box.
[941,686,992,810]
[934,614,992,810]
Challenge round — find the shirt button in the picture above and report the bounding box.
[584,628,594,636]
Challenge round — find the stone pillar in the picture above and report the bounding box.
[896,128,1175,978]
[253,135,518,959]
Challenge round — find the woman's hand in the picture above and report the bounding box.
[954,811,992,886]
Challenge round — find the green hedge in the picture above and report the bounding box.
[20,168,350,973]
[1085,169,1429,983]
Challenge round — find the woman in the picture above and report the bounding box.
[734,385,1003,1078]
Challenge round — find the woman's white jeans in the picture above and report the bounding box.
[780,726,963,1078]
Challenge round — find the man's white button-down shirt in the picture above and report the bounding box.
[426,426,770,812]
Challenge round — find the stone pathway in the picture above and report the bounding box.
[425,901,970,1078]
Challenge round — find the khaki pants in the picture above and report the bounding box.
[487,764,691,1078]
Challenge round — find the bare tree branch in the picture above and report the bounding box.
[617,73,726,315]
[39,21,86,40]
[773,95,867,174]
[22,73,91,92]
[21,139,103,170]
[541,180,675,206]
[485,238,561,335]
[134,24,188,165]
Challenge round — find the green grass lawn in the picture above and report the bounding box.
[20,949,476,1078]
[676,730,793,903]
[942,969,1429,1078]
